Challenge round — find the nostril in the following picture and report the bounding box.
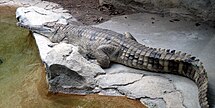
[16,16,20,21]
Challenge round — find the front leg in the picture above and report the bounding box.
[78,47,95,60]
[95,45,113,68]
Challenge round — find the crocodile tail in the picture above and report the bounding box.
[117,45,209,108]
[158,48,209,108]
[192,62,209,108]
[181,58,208,108]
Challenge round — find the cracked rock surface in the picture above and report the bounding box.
[11,0,214,107]
[96,73,143,88]
[118,76,176,99]
[45,43,105,94]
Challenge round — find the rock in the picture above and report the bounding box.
[16,6,69,26]
[96,72,143,88]
[33,33,53,60]
[46,43,105,76]
[140,98,166,108]
[162,91,184,108]
[47,64,92,94]
[117,75,176,99]
[45,43,105,94]
[98,89,124,96]
[104,64,200,108]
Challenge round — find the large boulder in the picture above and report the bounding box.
[45,43,105,94]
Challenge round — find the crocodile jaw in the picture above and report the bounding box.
[16,15,56,38]
[15,6,67,38]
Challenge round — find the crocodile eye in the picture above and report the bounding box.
[44,22,55,27]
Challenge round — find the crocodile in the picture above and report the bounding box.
[16,18,209,108]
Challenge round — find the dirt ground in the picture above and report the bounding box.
[44,0,136,25]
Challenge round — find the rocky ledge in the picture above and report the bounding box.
[12,1,202,107]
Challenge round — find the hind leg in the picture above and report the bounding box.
[124,32,137,41]
[95,45,111,68]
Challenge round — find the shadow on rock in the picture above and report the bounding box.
[46,64,94,94]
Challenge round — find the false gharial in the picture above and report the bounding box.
[16,17,209,108]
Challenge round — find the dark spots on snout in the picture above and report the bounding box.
[24,10,31,14]
[16,16,21,21]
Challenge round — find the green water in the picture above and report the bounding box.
[0,6,145,108]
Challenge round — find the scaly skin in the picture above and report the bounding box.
[17,21,209,108]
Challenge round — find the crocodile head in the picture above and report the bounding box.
[16,6,68,38]
[17,17,66,38]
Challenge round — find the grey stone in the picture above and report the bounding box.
[47,64,93,94]
[164,74,200,108]
[140,98,166,108]
[96,72,143,88]
[45,43,105,76]
[162,91,184,108]
[98,89,124,96]
[45,43,105,94]
[16,6,69,26]
[117,75,176,99]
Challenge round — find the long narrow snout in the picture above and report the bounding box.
[15,6,68,38]
[16,19,56,38]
